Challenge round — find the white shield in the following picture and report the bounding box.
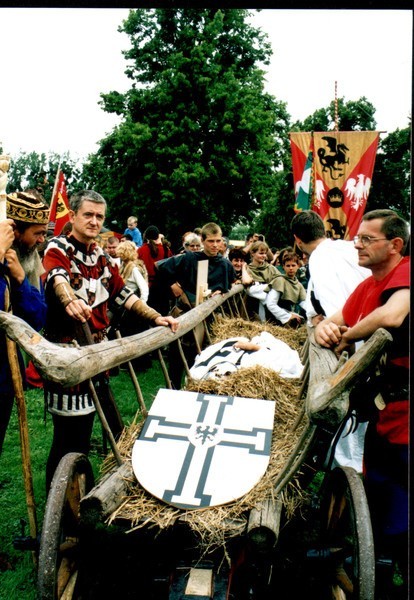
[132,388,275,510]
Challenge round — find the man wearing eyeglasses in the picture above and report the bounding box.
[314,209,410,593]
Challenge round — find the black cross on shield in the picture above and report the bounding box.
[132,389,275,509]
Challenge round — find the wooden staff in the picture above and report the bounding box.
[0,155,38,563]
[79,322,124,466]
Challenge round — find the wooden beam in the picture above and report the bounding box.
[0,285,244,386]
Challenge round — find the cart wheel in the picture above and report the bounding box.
[37,453,94,600]
[320,466,375,600]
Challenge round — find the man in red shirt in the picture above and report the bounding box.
[315,209,409,592]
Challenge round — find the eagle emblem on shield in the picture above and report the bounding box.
[132,389,275,510]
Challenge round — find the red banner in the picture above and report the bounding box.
[49,170,70,235]
[290,131,379,239]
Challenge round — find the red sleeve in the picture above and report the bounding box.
[383,256,410,294]
[42,246,71,286]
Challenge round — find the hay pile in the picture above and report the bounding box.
[208,315,308,352]
[103,317,310,553]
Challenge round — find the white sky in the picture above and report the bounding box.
[0,8,412,161]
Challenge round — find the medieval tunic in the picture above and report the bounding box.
[42,234,136,416]
[271,274,307,314]
[157,250,236,305]
[342,256,409,539]
[245,262,280,290]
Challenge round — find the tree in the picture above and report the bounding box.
[81,8,290,243]
[291,96,377,132]
[3,150,82,203]
[368,126,411,220]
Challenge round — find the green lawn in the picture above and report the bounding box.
[0,359,166,599]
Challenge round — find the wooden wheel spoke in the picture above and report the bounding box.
[58,536,79,554]
[57,555,78,597]
[65,473,83,522]
[327,490,347,532]
[59,570,79,600]
[334,564,354,594]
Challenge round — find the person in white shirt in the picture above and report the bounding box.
[291,210,370,472]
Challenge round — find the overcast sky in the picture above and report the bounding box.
[0,8,412,161]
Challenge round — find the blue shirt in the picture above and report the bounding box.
[1,261,47,395]
[123,227,143,247]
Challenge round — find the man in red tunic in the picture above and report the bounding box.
[42,190,178,489]
[315,209,410,592]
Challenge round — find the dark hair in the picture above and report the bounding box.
[362,209,409,251]
[278,246,293,262]
[228,248,246,261]
[144,225,160,241]
[291,210,326,243]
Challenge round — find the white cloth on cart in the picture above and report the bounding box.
[189,331,304,381]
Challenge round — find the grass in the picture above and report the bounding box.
[0,358,166,599]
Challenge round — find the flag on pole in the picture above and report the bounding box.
[48,170,70,235]
[290,134,314,212]
[290,131,379,239]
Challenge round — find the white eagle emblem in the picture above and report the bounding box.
[345,174,371,210]
[314,179,325,208]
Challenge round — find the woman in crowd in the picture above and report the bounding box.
[138,225,173,313]
[116,240,149,302]
[182,233,202,252]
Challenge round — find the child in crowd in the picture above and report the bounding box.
[242,242,305,327]
[123,216,143,247]
[274,251,307,324]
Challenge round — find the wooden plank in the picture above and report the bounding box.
[195,260,209,306]
[185,568,213,596]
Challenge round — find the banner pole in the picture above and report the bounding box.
[48,157,62,233]
[334,81,339,132]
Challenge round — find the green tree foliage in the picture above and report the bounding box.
[4,150,82,204]
[291,96,377,132]
[81,8,290,241]
[368,126,411,220]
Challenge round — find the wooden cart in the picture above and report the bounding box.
[0,287,392,599]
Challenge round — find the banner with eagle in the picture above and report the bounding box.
[290,131,380,239]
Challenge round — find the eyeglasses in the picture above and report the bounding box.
[188,244,200,248]
[353,235,389,247]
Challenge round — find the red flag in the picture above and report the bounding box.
[49,170,70,235]
[290,133,314,213]
[290,131,379,239]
